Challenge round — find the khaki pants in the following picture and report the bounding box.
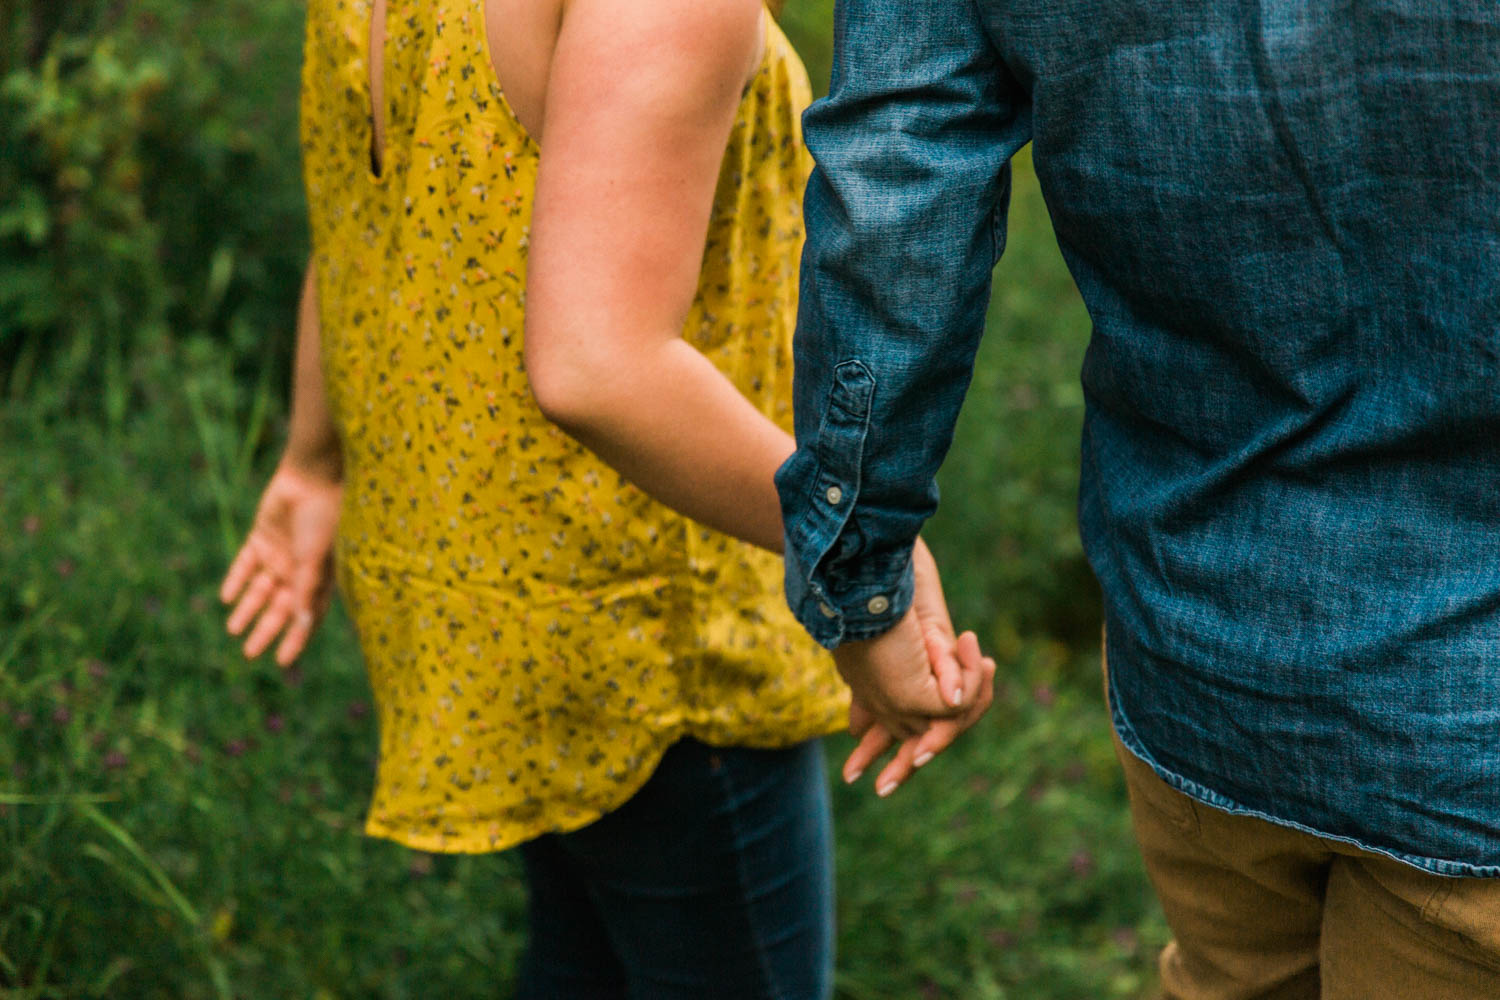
[1114,727,1500,999]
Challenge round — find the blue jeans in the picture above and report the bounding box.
[515,737,835,1000]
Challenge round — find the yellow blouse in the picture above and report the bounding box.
[300,0,847,852]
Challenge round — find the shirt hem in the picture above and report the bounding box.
[362,760,665,856]
[1106,670,1500,880]
[360,710,848,855]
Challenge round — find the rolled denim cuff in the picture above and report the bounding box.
[776,359,916,648]
[783,539,915,649]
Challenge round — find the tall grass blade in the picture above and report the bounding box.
[181,377,237,557]
[73,806,231,1000]
[0,602,57,680]
[0,793,118,806]
[74,805,198,925]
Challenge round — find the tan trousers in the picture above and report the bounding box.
[1114,728,1500,999]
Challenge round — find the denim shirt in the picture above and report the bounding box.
[776,0,1500,874]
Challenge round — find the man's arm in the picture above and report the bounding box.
[777,0,1030,648]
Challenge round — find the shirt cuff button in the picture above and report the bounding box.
[824,486,843,505]
[866,594,890,615]
[819,601,838,619]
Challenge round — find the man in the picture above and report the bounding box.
[775,1,1500,995]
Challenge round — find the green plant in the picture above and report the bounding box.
[1,0,307,426]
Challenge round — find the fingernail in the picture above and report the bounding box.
[876,779,897,797]
[950,686,964,706]
[913,750,934,768]
[845,767,864,784]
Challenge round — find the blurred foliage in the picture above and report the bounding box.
[778,2,834,95]
[1,0,307,427]
[0,0,1154,997]
[929,146,1100,647]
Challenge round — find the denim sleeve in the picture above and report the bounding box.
[775,0,1029,648]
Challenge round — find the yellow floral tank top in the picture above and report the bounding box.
[300,0,847,852]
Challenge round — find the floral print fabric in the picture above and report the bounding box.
[300,0,846,852]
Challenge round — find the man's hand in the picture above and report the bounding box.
[831,537,974,740]
[835,536,997,795]
[220,461,342,666]
[846,631,996,796]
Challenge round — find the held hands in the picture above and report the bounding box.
[832,537,996,797]
[219,461,342,666]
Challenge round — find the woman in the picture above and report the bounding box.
[220,0,993,995]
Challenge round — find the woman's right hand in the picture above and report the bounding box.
[220,461,342,666]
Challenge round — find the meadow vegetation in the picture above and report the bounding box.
[0,1,1167,996]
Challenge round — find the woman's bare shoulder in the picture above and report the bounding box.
[486,0,765,141]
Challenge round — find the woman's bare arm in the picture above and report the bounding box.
[284,262,341,481]
[220,261,343,665]
[523,0,789,552]
[522,0,986,751]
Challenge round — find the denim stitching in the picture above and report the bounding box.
[1419,877,1457,923]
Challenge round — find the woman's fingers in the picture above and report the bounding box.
[243,590,295,659]
[910,722,959,774]
[274,608,316,667]
[924,625,968,709]
[925,630,987,718]
[951,631,985,706]
[220,543,261,605]
[226,570,277,636]
[907,653,998,767]
[272,558,325,666]
[864,651,998,797]
[873,737,921,797]
[874,720,958,798]
[843,724,894,784]
[977,655,997,707]
[956,630,982,674]
[229,564,322,663]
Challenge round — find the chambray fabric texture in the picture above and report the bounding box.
[775,0,1500,873]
